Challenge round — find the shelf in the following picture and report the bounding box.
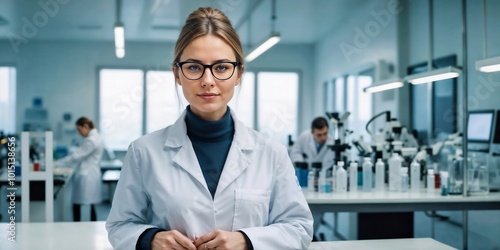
[25,171,51,180]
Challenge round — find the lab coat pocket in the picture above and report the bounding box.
[232,189,271,230]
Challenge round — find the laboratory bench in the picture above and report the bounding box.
[305,188,500,246]
[0,168,74,222]
[304,189,500,213]
[100,160,122,201]
[100,159,123,171]
[0,168,73,200]
[0,221,457,250]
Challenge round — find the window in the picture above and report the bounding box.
[228,72,255,128]
[257,72,299,146]
[335,77,345,113]
[99,68,297,150]
[99,69,144,151]
[325,80,335,113]
[409,55,457,144]
[146,71,187,133]
[0,67,17,134]
[346,71,373,141]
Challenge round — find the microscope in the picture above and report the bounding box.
[326,112,352,165]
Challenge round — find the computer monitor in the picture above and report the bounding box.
[493,110,500,144]
[467,110,495,143]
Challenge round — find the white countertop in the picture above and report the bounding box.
[309,238,457,250]
[0,222,457,250]
[1,222,112,250]
[304,189,500,204]
[304,188,500,212]
[100,159,123,170]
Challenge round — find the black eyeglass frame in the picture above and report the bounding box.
[176,61,240,80]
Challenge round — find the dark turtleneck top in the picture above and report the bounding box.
[185,105,234,198]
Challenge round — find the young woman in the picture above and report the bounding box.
[55,117,103,221]
[106,7,313,250]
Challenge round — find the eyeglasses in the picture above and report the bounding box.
[176,61,239,80]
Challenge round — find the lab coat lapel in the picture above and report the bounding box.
[216,145,249,194]
[216,112,253,195]
[172,143,208,191]
[165,111,209,191]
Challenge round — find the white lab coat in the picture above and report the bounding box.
[106,110,313,250]
[290,130,335,170]
[55,128,103,204]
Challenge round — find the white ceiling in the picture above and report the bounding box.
[0,0,371,46]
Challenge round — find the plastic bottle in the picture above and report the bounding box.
[362,157,373,192]
[388,153,402,191]
[349,162,358,192]
[410,161,421,193]
[401,167,409,192]
[427,169,435,193]
[439,141,455,172]
[307,169,315,192]
[440,171,449,196]
[312,162,322,192]
[318,169,326,193]
[325,168,333,193]
[336,161,347,193]
[375,158,385,192]
[300,163,309,187]
[33,159,40,171]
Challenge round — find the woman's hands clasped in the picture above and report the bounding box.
[151,229,248,250]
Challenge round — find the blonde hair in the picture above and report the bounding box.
[172,7,245,74]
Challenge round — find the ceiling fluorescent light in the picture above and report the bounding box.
[114,23,125,58]
[363,79,404,93]
[245,33,280,62]
[115,47,125,59]
[405,66,461,85]
[475,56,500,73]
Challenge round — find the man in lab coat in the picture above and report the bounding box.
[290,117,335,173]
[290,116,335,240]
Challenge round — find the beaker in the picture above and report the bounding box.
[448,156,472,195]
[468,165,489,195]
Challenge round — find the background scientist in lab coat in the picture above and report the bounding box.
[290,116,335,240]
[106,7,313,250]
[54,117,103,221]
[290,117,335,170]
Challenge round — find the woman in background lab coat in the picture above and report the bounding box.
[55,117,103,221]
[106,7,313,250]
